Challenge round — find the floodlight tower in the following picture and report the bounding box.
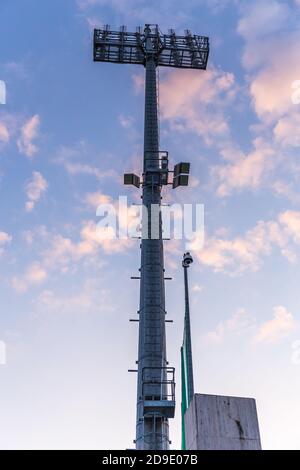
[94,24,209,450]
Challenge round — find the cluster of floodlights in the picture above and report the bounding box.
[94,25,209,70]
[124,157,190,189]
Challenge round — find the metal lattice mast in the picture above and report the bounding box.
[136,26,168,450]
[93,24,209,450]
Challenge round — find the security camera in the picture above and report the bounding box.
[182,252,193,267]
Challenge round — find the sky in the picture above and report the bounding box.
[1,0,300,450]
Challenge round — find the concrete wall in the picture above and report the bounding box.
[185,393,261,450]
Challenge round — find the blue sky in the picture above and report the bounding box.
[1,0,300,450]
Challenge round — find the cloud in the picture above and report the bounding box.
[0,231,12,255]
[189,221,278,274]
[42,218,134,273]
[250,35,300,121]
[132,73,144,94]
[205,305,296,344]
[205,308,254,343]
[84,191,112,209]
[25,171,48,212]
[279,210,300,244]
[255,305,296,343]
[35,279,114,315]
[118,114,134,129]
[84,190,142,238]
[0,122,9,144]
[11,262,48,293]
[272,180,300,205]
[12,192,136,292]
[77,0,104,8]
[273,112,300,148]
[63,162,116,179]
[17,114,40,157]
[237,0,290,45]
[212,137,275,196]
[54,144,118,181]
[76,0,201,30]
[237,1,300,124]
[159,66,236,144]
[192,284,203,293]
[188,210,300,275]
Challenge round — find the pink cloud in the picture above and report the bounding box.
[273,112,300,147]
[255,305,296,343]
[159,67,236,144]
[11,262,48,293]
[17,114,40,157]
[212,137,275,196]
[0,231,12,255]
[237,1,300,123]
[0,122,9,144]
[279,210,300,244]
[205,308,254,343]
[25,171,48,212]
[84,191,112,209]
[188,211,300,275]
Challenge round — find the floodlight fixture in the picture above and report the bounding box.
[173,174,189,189]
[124,173,140,188]
[174,162,190,177]
[94,25,209,70]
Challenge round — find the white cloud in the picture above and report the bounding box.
[255,305,296,343]
[212,137,275,196]
[237,1,300,126]
[189,210,300,275]
[84,191,112,209]
[0,231,12,255]
[192,284,204,293]
[272,180,300,205]
[54,144,118,181]
[41,218,134,274]
[205,305,296,344]
[132,65,237,145]
[205,308,254,343]
[0,122,9,144]
[63,162,116,179]
[273,112,300,147]
[12,193,136,291]
[132,73,144,94]
[11,262,48,293]
[17,114,40,157]
[237,0,290,45]
[189,221,278,274]
[118,114,134,129]
[22,226,48,245]
[35,279,114,315]
[25,171,48,212]
[279,210,300,244]
[159,66,236,145]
